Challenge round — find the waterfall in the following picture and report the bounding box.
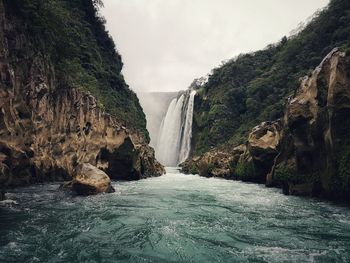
[156,90,196,166]
[178,90,196,164]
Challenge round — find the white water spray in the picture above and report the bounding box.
[156,90,196,166]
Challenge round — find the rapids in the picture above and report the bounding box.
[1,168,350,262]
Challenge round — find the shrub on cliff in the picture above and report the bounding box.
[234,161,255,181]
[331,144,350,198]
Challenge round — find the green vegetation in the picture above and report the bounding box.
[4,0,149,140]
[274,164,319,185]
[333,148,350,198]
[274,165,298,184]
[189,165,199,175]
[192,0,350,154]
[234,161,255,181]
[330,108,350,197]
[198,161,215,177]
[337,146,350,193]
[333,116,350,196]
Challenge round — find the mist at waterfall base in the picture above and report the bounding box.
[155,90,196,166]
[1,168,350,262]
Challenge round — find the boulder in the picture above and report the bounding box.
[180,145,246,178]
[237,121,282,183]
[69,164,115,195]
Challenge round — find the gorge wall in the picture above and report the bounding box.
[180,0,350,202]
[189,0,350,156]
[0,0,164,194]
[268,49,350,199]
[182,49,350,201]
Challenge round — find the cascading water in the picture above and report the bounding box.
[156,90,196,166]
[178,90,196,164]
[156,95,185,166]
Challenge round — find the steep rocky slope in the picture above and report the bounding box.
[190,0,350,155]
[183,50,350,202]
[181,0,350,202]
[268,49,350,199]
[0,0,164,197]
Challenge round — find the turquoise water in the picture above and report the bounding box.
[1,167,350,263]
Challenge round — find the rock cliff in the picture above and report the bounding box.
[182,49,350,202]
[0,0,164,193]
[269,49,350,199]
[236,121,282,183]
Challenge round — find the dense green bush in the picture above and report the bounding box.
[235,161,255,181]
[4,0,149,141]
[274,165,297,184]
[332,145,350,196]
[189,165,199,175]
[192,0,350,155]
[274,164,320,185]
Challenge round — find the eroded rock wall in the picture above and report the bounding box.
[270,49,350,199]
[182,49,350,202]
[0,1,164,189]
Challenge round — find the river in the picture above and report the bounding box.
[1,167,350,262]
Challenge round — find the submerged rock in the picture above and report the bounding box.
[67,164,115,196]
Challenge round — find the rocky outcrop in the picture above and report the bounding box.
[269,49,350,200]
[180,145,246,178]
[96,137,164,181]
[183,49,350,202]
[0,1,164,192]
[181,120,282,183]
[66,164,115,195]
[236,120,282,182]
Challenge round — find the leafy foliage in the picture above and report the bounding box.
[234,161,255,181]
[4,0,149,140]
[192,0,350,154]
[332,115,350,197]
[274,165,297,184]
[334,146,350,196]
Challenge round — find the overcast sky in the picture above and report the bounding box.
[101,0,329,93]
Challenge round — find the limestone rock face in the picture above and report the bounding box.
[270,49,350,199]
[180,145,246,178]
[248,121,282,153]
[183,49,350,202]
[70,164,115,195]
[238,120,282,183]
[0,2,164,191]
